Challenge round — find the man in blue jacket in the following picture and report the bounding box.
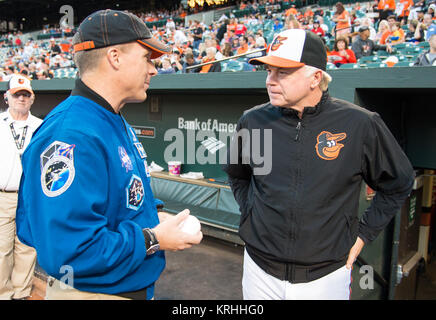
[16,9,202,300]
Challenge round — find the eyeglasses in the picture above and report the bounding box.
[12,92,32,98]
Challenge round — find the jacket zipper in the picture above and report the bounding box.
[295,121,302,141]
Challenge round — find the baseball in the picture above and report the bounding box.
[179,215,201,235]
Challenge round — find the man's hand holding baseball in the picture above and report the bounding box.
[153,209,203,251]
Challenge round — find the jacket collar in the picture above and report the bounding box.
[280,90,330,119]
[71,78,116,114]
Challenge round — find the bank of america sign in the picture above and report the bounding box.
[201,137,226,154]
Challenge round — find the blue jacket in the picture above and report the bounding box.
[16,81,164,299]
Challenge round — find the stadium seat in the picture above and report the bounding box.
[392,43,410,50]
[264,30,276,44]
[400,47,422,55]
[326,62,337,70]
[355,10,366,18]
[376,50,390,59]
[53,67,77,79]
[358,56,380,64]
[263,20,274,32]
[418,42,430,49]
[225,60,243,72]
[339,63,360,69]
[220,62,229,72]
[365,62,387,68]
[394,61,415,67]
[405,53,420,61]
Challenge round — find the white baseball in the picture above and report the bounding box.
[179,215,201,235]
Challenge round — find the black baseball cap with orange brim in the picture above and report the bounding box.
[249,29,327,71]
[73,9,171,59]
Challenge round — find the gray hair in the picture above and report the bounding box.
[304,65,332,91]
[206,46,217,55]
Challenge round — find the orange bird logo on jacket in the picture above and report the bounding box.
[315,131,347,160]
[271,36,287,51]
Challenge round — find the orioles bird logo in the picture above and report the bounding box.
[315,131,347,160]
[18,78,25,84]
[271,36,287,51]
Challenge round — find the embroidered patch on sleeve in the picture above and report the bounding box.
[40,141,76,197]
[134,142,147,159]
[118,146,133,172]
[144,160,151,177]
[126,174,144,210]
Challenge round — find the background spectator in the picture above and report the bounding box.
[405,19,425,42]
[158,57,176,74]
[199,47,221,73]
[333,2,351,37]
[375,20,390,43]
[182,52,199,73]
[414,30,436,65]
[351,26,392,59]
[311,20,325,37]
[329,36,357,67]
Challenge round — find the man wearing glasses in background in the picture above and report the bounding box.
[0,74,42,299]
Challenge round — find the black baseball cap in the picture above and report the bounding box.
[73,9,170,59]
[358,26,369,32]
[249,29,327,71]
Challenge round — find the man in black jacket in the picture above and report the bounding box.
[223,29,414,300]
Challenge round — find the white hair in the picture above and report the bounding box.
[255,37,265,47]
[304,65,332,91]
[206,46,217,55]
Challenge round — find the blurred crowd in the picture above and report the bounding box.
[1,0,435,81]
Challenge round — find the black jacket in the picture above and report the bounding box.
[223,92,414,267]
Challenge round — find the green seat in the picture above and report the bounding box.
[226,60,243,72]
[365,62,387,68]
[418,42,430,49]
[376,50,390,59]
[327,62,337,70]
[53,70,62,78]
[405,53,420,61]
[355,10,366,18]
[401,47,422,55]
[220,62,229,72]
[339,63,360,69]
[263,21,274,32]
[358,55,380,64]
[394,61,415,67]
[392,43,409,50]
[264,30,275,44]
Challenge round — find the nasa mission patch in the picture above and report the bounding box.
[40,141,76,197]
[126,174,144,210]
